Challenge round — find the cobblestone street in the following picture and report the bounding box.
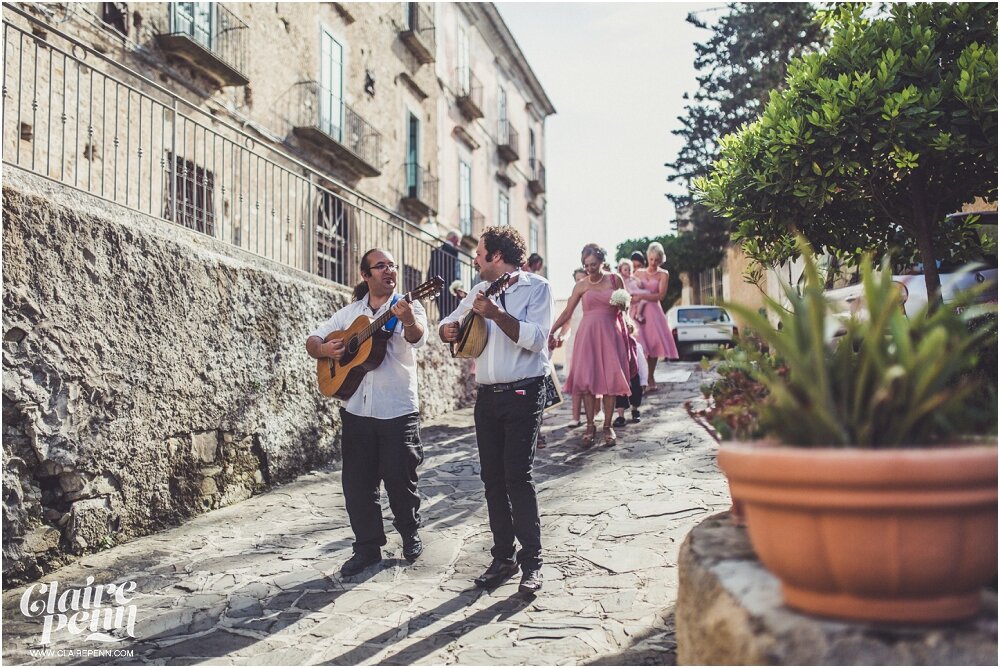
[2,362,730,666]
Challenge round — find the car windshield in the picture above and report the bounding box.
[678,308,731,324]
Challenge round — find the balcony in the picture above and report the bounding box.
[528,158,546,194]
[155,3,249,87]
[286,82,383,177]
[459,205,487,239]
[455,68,484,120]
[497,120,519,163]
[401,163,438,217]
[399,3,436,65]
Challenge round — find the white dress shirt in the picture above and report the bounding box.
[440,270,554,385]
[310,296,428,419]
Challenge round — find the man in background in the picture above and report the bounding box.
[523,253,544,275]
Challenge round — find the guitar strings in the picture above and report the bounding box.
[356,279,442,342]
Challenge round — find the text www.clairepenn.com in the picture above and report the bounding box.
[28,648,135,658]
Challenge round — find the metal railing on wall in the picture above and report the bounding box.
[1,5,473,321]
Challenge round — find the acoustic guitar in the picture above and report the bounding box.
[316,276,444,400]
[450,272,512,359]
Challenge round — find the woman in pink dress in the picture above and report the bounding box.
[549,245,631,447]
[632,241,679,392]
[552,268,588,427]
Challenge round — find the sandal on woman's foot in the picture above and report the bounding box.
[581,424,596,447]
[602,426,617,446]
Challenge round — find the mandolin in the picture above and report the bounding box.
[450,272,512,359]
[316,276,444,400]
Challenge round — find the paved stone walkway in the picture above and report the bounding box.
[2,362,729,665]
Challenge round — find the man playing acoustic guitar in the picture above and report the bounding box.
[439,226,554,595]
[306,249,428,577]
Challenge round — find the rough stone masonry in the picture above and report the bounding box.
[2,171,476,585]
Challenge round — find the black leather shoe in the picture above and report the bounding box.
[340,551,381,577]
[402,531,423,562]
[474,558,519,589]
[518,568,543,595]
[631,409,641,423]
[612,416,627,428]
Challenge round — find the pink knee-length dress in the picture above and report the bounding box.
[634,277,680,360]
[563,287,632,397]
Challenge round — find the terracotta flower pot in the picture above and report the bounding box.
[718,442,998,623]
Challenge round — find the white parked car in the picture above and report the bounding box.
[666,305,738,359]
[823,213,997,336]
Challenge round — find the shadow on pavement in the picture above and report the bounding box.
[320,591,532,665]
[79,563,399,665]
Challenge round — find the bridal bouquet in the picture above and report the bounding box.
[449,279,465,297]
[609,288,632,310]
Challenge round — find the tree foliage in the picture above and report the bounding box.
[667,3,828,194]
[665,3,828,278]
[695,3,999,301]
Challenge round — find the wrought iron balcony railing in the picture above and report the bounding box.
[458,205,486,238]
[285,82,383,177]
[2,6,473,323]
[399,3,435,64]
[497,120,519,163]
[454,67,484,120]
[155,2,249,87]
[528,158,546,194]
[401,162,438,217]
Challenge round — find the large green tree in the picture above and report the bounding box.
[665,3,828,273]
[667,3,828,193]
[695,3,998,302]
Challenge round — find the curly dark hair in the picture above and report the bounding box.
[481,225,526,266]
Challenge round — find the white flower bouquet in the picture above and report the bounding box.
[449,279,465,296]
[609,288,631,310]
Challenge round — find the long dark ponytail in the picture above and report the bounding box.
[352,249,380,301]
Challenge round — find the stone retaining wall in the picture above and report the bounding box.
[2,171,476,585]
[676,513,998,665]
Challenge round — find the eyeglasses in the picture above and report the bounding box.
[368,262,398,272]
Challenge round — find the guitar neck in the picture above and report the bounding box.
[360,293,411,342]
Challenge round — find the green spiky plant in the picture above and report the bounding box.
[723,238,997,447]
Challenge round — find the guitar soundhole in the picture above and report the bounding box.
[346,336,359,359]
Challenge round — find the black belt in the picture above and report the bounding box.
[479,376,544,393]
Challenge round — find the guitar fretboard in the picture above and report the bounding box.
[359,296,409,342]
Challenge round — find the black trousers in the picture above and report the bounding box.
[339,409,423,555]
[615,374,644,409]
[474,377,545,571]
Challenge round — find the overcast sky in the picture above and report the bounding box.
[495,2,720,299]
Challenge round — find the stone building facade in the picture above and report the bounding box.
[1,2,553,583]
[433,3,555,260]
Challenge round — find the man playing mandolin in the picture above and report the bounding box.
[305,249,428,577]
[439,226,554,595]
